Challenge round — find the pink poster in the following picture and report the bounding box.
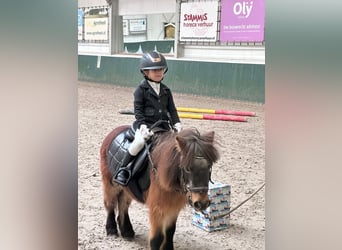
[220,0,264,42]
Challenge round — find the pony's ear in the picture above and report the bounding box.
[176,135,187,151]
[203,131,215,144]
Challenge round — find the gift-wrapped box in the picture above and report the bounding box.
[192,182,231,232]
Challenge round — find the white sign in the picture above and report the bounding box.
[180,1,218,41]
[129,19,147,33]
[84,17,109,40]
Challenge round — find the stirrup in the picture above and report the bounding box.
[112,170,132,186]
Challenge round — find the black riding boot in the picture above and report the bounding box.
[113,153,134,186]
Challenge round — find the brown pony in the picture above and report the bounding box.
[100,125,220,250]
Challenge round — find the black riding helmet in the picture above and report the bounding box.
[140,52,169,79]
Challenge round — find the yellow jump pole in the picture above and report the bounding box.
[177,107,256,116]
[178,112,247,122]
[119,109,247,122]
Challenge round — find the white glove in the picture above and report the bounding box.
[174,122,182,132]
[140,124,154,140]
[128,128,145,156]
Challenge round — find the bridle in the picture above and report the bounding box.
[180,156,213,195]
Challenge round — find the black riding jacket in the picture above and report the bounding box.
[132,79,180,130]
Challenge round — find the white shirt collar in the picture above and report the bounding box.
[148,80,160,95]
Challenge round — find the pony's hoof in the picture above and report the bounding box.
[121,230,135,239]
[106,228,119,236]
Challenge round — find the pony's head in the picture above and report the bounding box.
[176,129,220,211]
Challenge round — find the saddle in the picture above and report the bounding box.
[107,126,151,203]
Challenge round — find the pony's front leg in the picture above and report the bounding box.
[164,221,176,250]
[149,209,164,250]
[149,215,177,250]
[150,225,164,250]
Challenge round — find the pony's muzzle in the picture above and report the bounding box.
[193,200,210,211]
[190,192,210,211]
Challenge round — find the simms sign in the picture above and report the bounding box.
[180,1,218,42]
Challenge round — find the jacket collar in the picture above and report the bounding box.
[141,80,169,96]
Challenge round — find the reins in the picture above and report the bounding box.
[144,119,171,174]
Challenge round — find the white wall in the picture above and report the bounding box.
[118,0,176,15]
[78,0,108,8]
